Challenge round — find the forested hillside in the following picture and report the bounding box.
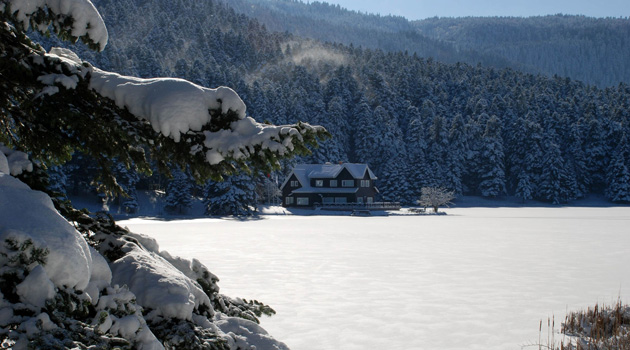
[37,0,630,208]
[415,15,630,87]
[225,0,630,88]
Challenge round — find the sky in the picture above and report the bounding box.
[319,0,630,21]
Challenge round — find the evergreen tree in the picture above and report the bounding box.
[204,173,257,216]
[380,155,412,204]
[537,137,576,204]
[605,132,630,202]
[404,105,429,199]
[113,162,140,214]
[164,167,193,214]
[445,113,467,195]
[514,172,534,203]
[46,165,68,196]
[477,115,506,197]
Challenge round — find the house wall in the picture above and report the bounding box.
[356,171,378,203]
[282,174,301,207]
[282,165,379,208]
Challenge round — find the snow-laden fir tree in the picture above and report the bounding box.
[605,132,630,203]
[164,166,193,215]
[537,136,577,204]
[203,172,257,216]
[445,113,467,195]
[0,0,325,348]
[113,161,140,213]
[477,115,506,197]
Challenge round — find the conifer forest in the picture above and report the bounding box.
[35,0,630,209]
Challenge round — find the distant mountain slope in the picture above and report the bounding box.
[223,0,503,66]
[225,0,630,87]
[414,15,630,87]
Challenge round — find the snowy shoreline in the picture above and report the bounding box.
[68,191,628,221]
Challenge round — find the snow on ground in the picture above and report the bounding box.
[122,207,630,350]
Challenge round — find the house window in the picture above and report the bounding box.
[357,197,364,204]
[315,180,324,187]
[297,197,309,206]
[342,180,354,187]
[323,197,334,204]
[290,180,299,187]
[285,197,294,205]
[366,197,374,204]
[329,180,338,187]
[335,197,347,204]
[360,180,370,187]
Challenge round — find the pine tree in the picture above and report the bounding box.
[164,167,193,214]
[605,132,630,203]
[404,105,429,199]
[113,162,140,214]
[514,172,534,203]
[445,113,467,195]
[46,165,68,197]
[537,136,576,204]
[477,115,506,197]
[204,173,257,216]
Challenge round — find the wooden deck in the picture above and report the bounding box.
[317,202,401,211]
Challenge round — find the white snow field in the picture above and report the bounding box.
[120,207,630,350]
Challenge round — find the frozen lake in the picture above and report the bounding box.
[120,207,630,350]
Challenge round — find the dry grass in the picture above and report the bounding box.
[527,300,630,350]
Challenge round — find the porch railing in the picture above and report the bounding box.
[316,202,401,211]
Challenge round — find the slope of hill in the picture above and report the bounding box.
[414,15,630,87]
[224,0,630,87]
[34,0,630,207]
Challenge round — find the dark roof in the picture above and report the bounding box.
[280,163,377,190]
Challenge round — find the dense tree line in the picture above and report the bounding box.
[37,0,630,210]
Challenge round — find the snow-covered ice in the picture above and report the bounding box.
[120,206,630,350]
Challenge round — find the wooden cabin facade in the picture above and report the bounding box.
[280,163,379,208]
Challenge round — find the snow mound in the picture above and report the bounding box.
[216,314,290,350]
[0,173,92,290]
[110,242,212,321]
[5,0,108,50]
[0,144,33,176]
[89,69,246,143]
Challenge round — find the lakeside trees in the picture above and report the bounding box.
[28,0,630,207]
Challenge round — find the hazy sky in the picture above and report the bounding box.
[320,0,630,20]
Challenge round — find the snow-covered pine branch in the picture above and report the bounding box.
[0,0,324,348]
[1,0,108,51]
[0,4,326,195]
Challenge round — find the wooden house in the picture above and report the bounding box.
[280,163,379,208]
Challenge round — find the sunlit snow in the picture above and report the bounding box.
[121,207,630,350]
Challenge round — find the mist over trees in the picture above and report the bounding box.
[35,0,630,207]
[227,0,630,88]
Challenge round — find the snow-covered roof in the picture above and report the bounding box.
[280,163,377,190]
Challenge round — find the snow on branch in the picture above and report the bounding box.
[2,0,108,50]
[34,47,326,168]
[89,68,247,143]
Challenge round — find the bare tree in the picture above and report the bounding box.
[417,187,455,213]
